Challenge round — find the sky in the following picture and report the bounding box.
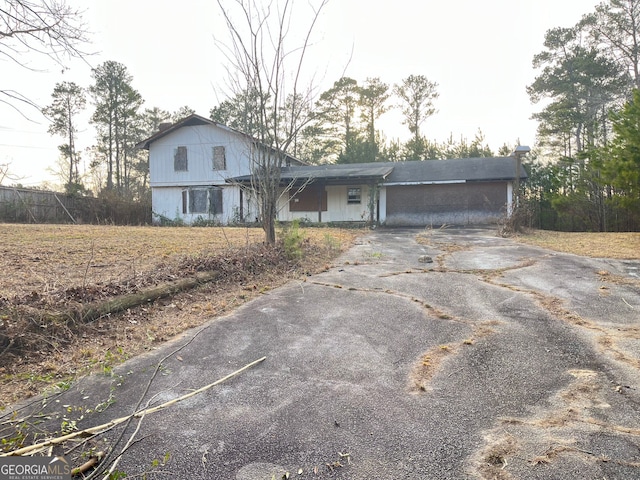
[1,0,601,188]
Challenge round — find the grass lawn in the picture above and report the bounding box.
[515,230,640,260]
[0,224,360,405]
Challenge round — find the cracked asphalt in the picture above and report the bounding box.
[21,228,640,479]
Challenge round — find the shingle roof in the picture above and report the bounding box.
[383,157,527,184]
[230,157,526,185]
[230,162,394,185]
[280,163,395,182]
[135,114,219,150]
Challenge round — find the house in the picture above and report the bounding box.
[136,114,303,225]
[138,115,527,227]
[233,158,527,226]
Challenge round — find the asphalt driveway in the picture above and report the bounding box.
[11,228,640,479]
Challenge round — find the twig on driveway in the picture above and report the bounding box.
[0,356,267,457]
[622,297,635,309]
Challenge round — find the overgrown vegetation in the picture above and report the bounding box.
[0,224,358,406]
[280,219,306,260]
[524,0,640,232]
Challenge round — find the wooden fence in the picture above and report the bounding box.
[0,186,151,225]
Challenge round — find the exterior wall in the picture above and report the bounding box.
[151,184,256,225]
[149,125,252,187]
[277,184,373,223]
[385,182,509,227]
[149,124,258,225]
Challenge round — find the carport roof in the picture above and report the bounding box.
[228,157,526,186]
[231,162,394,186]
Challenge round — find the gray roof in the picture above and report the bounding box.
[384,157,527,184]
[280,163,394,183]
[231,162,394,185]
[229,157,527,186]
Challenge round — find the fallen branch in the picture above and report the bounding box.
[622,297,634,309]
[78,323,212,477]
[71,452,104,476]
[1,356,266,457]
[47,271,222,325]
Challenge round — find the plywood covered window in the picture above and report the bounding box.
[290,186,327,212]
[347,187,361,204]
[174,146,188,171]
[209,187,223,215]
[212,146,226,170]
[183,187,224,215]
[189,189,209,213]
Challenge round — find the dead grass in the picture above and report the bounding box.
[515,230,640,259]
[0,224,361,406]
[409,321,500,393]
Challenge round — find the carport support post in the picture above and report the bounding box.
[317,182,324,223]
[368,182,378,225]
[511,145,531,230]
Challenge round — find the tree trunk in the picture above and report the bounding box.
[46,270,221,325]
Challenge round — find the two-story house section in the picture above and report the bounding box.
[137,114,303,225]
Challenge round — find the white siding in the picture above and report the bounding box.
[149,125,252,187]
[149,123,260,225]
[152,184,257,225]
[277,184,373,223]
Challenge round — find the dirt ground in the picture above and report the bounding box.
[0,224,360,406]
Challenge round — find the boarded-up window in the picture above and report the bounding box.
[209,187,223,215]
[212,146,226,170]
[174,146,188,171]
[189,189,208,213]
[347,187,361,204]
[290,186,327,212]
[184,188,223,215]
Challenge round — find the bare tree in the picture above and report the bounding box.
[0,0,89,115]
[582,0,640,89]
[0,161,21,185]
[216,0,328,244]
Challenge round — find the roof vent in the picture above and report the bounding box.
[158,122,172,132]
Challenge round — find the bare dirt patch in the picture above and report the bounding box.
[0,224,361,406]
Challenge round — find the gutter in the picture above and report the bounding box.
[382,180,466,187]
